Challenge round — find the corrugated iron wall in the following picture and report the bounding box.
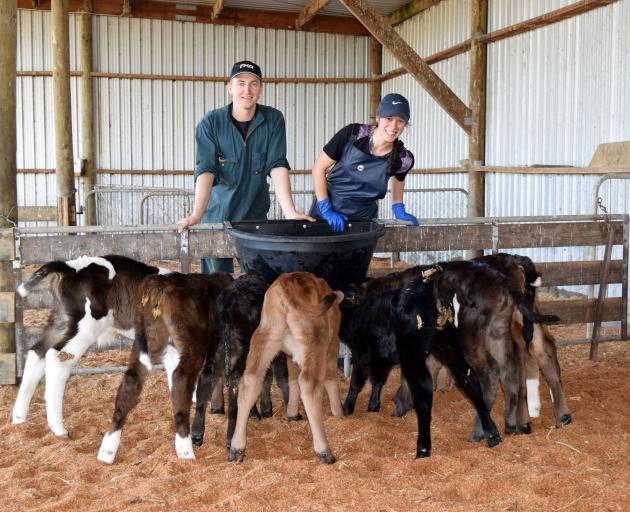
[381,0,630,272]
[15,11,370,226]
[14,0,630,260]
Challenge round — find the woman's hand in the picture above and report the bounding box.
[392,202,419,226]
[317,199,348,232]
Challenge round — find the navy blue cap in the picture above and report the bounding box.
[376,93,410,123]
[230,60,262,81]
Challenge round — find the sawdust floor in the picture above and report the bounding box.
[1,322,630,512]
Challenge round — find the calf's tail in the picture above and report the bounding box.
[17,261,74,297]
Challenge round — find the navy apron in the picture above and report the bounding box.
[311,141,390,219]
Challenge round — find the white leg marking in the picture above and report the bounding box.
[175,433,195,460]
[163,345,180,392]
[526,377,541,418]
[98,430,122,464]
[453,294,460,328]
[65,256,116,279]
[45,297,112,436]
[139,352,153,371]
[17,283,30,297]
[12,350,45,424]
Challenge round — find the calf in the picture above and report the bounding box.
[474,253,572,427]
[97,271,233,463]
[228,272,344,464]
[190,274,292,448]
[12,255,168,437]
[349,260,558,440]
[340,266,501,457]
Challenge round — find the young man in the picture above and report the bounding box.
[177,60,313,273]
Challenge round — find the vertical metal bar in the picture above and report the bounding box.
[590,223,614,361]
[180,229,190,274]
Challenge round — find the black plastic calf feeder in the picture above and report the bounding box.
[225,219,385,290]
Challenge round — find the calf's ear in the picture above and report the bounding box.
[333,290,344,303]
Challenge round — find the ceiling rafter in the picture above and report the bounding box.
[212,0,223,19]
[295,0,331,29]
[339,0,471,133]
[387,0,442,26]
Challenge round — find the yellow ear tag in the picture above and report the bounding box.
[416,314,423,330]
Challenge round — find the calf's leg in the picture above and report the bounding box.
[98,359,147,464]
[12,349,45,424]
[228,327,284,462]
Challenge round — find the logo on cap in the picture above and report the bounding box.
[240,63,254,69]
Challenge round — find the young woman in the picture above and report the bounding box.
[310,93,418,232]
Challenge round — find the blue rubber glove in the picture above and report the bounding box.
[392,202,419,226]
[317,198,348,232]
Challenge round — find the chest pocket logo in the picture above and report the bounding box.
[218,154,227,165]
[356,164,365,172]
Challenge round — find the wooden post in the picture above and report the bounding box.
[52,0,76,226]
[467,0,488,219]
[80,0,95,225]
[0,0,18,384]
[369,37,382,121]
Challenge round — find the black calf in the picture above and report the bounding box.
[340,267,501,458]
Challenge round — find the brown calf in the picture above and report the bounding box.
[98,272,233,464]
[228,272,344,464]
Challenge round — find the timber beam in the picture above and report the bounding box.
[295,0,331,29]
[339,0,471,133]
[17,0,369,36]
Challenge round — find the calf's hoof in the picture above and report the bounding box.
[284,413,303,422]
[342,404,355,416]
[261,408,273,418]
[367,403,380,413]
[557,414,572,427]
[518,422,532,435]
[249,407,262,420]
[210,406,225,415]
[316,451,336,464]
[227,448,245,463]
[504,423,517,435]
[486,433,501,448]
[415,447,431,459]
[468,431,484,443]
[191,432,204,446]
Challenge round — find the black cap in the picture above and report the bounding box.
[230,60,262,81]
[376,93,410,123]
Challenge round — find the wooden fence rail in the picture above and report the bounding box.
[1,214,628,382]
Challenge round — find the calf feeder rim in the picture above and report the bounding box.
[225,219,385,291]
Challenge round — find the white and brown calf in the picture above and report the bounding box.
[227,272,344,464]
[12,255,168,437]
[98,271,233,463]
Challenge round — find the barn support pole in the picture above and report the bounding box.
[80,0,95,225]
[52,0,76,227]
[0,0,18,384]
[467,0,487,220]
[369,38,382,121]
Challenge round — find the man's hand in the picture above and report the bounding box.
[284,210,316,222]
[177,214,201,233]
